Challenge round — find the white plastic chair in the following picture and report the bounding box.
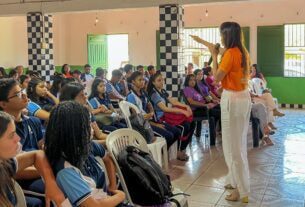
[14,180,27,207]
[119,100,168,170]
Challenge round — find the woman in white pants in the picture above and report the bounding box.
[191,21,251,203]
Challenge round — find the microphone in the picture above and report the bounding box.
[207,43,220,66]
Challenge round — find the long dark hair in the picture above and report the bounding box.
[220,22,249,78]
[27,78,45,103]
[0,111,16,206]
[89,78,104,100]
[147,71,162,96]
[184,74,201,93]
[50,75,64,97]
[44,101,91,170]
[194,69,208,86]
[0,67,7,78]
[59,82,85,102]
[61,64,70,75]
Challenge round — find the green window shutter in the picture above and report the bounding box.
[242,27,250,52]
[257,25,284,76]
[87,34,108,74]
[156,30,160,70]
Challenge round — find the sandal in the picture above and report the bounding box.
[177,151,189,161]
[224,184,236,189]
[262,136,274,146]
[225,190,248,203]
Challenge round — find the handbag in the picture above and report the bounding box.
[161,106,193,126]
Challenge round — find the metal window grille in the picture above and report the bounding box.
[284,24,305,77]
[183,27,220,68]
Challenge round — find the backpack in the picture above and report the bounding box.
[129,112,155,144]
[118,146,179,206]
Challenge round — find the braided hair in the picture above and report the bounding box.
[44,101,91,170]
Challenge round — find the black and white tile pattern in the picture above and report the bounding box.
[159,4,184,98]
[27,13,54,82]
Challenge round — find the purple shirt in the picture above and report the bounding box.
[197,82,210,96]
[183,87,205,110]
[206,76,219,95]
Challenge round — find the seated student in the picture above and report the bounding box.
[194,69,220,103]
[106,69,125,101]
[72,69,82,83]
[123,64,134,91]
[0,78,50,206]
[27,78,59,112]
[0,111,65,206]
[147,72,195,161]
[126,71,179,148]
[59,82,108,138]
[44,101,125,207]
[251,102,274,146]
[61,64,73,78]
[183,74,221,142]
[204,66,221,98]
[19,75,31,91]
[0,66,8,78]
[8,69,19,80]
[50,74,64,98]
[88,78,126,129]
[136,65,149,89]
[248,81,284,130]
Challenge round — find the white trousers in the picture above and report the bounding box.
[221,89,251,197]
[251,103,268,133]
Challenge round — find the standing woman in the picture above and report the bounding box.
[192,22,251,203]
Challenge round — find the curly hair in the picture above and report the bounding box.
[44,101,91,170]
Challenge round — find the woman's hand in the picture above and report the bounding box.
[45,181,66,207]
[143,112,154,120]
[208,44,220,57]
[98,105,108,113]
[190,35,204,44]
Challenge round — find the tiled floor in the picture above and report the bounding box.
[169,109,305,207]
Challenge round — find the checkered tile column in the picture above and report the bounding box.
[27,13,54,82]
[159,4,184,98]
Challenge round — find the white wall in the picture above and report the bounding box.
[1,0,305,68]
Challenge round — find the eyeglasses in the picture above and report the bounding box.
[8,89,26,99]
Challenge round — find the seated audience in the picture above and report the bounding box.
[106,69,125,100]
[72,69,82,83]
[147,72,195,161]
[59,82,108,139]
[80,64,94,82]
[50,74,64,98]
[44,101,125,206]
[61,64,72,78]
[0,78,47,206]
[126,71,179,148]
[0,111,65,206]
[19,75,31,91]
[27,78,59,112]
[0,67,7,78]
[88,78,126,130]
[204,66,221,97]
[183,74,221,141]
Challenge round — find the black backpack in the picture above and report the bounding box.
[118,146,175,206]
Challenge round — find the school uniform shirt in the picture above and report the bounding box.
[88,95,112,110]
[105,81,125,100]
[150,89,168,121]
[80,73,94,82]
[126,90,149,114]
[54,141,107,207]
[15,115,43,152]
[6,158,18,206]
[27,101,41,117]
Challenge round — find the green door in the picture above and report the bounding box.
[87,34,108,74]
